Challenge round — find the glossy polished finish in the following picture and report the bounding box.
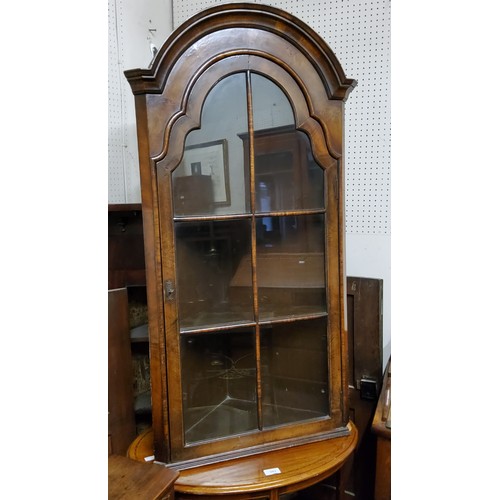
[176,422,357,499]
[108,454,178,500]
[128,422,357,499]
[125,2,356,466]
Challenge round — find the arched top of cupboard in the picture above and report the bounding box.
[124,3,357,102]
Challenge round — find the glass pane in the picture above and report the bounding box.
[175,219,254,330]
[173,73,250,216]
[261,318,329,428]
[251,73,324,212]
[256,214,326,321]
[181,328,258,444]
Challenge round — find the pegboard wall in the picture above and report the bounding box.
[173,0,391,235]
[108,0,390,231]
[108,0,172,204]
[108,0,127,203]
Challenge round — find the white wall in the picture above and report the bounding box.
[108,0,391,365]
[108,0,173,203]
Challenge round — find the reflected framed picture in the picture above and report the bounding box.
[180,139,230,206]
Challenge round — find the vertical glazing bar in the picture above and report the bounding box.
[246,69,263,430]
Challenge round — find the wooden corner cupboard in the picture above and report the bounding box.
[124,2,357,470]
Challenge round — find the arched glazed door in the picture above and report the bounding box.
[126,3,356,466]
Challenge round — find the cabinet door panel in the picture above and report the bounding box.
[256,214,326,321]
[175,219,253,330]
[173,73,250,217]
[181,328,258,444]
[252,74,324,212]
[261,317,329,428]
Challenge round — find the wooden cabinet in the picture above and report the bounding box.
[124,3,357,469]
[108,205,152,439]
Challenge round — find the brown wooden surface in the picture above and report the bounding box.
[108,289,136,456]
[111,202,383,498]
[343,277,383,499]
[176,422,357,498]
[108,205,146,289]
[373,439,390,500]
[108,454,178,500]
[372,359,391,500]
[127,423,356,499]
[127,427,155,462]
[295,277,383,500]
[124,3,356,465]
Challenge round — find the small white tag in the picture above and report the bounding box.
[144,455,155,462]
[263,467,281,476]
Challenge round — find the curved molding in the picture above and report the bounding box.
[154,54,342,169]
[125,3,357,101]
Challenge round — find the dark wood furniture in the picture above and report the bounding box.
[342,277,383,499]
[299,277,383,500]
[124,0,357,483]
[108,454,178,500]
[372,358,391,500]
[109,205,153,438]
[108,288,136,456]
[110,205,382,500]
[108,204,146,290]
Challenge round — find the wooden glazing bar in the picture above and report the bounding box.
[179,321,257,335]
[258,311,328,327]
[173,213,252,222]
[173,209,326,223]
[247,70,263,431]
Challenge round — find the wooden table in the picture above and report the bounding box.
[108,454,178,500]
[128,422,358,499]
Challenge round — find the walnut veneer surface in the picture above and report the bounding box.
[108,454,178,500]
[128,422,357,499]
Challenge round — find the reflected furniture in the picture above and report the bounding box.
[124,1,357,474]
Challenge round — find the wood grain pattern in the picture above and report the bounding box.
[108,289,136,456]
[108,454,178,500]
[127,423,357,499]
[125,2,356,466]
[372,359,391,500]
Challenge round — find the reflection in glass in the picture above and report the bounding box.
[173,73,249,216]
[251,73,324,212]
[175,219,253,330]
[256,214,326,321]
[261,317,329,428]
[181,328,258,444]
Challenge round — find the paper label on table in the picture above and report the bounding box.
[144,455,155,462]
[263,467,281,476]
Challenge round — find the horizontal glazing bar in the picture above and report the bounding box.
[173,208,326,223]
[173,213,252,223]
[258,311,328,327]
[180,320,257,335]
